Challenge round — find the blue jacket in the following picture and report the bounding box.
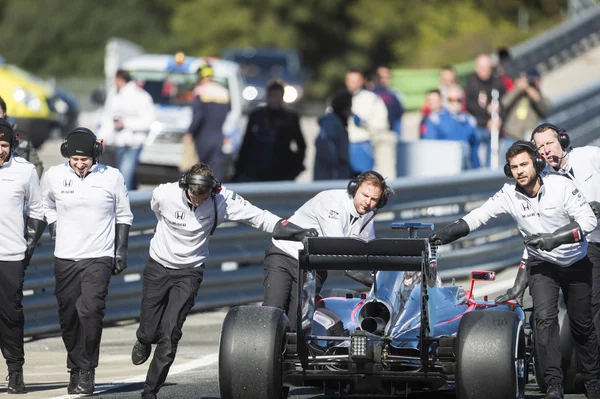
[372,86,404,133]
[314,112,353,180]
[423,109,480,169]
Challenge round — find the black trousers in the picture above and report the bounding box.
[0,261,25,372]
[136,257,204,394]
[54,257,113,371]
[528,256,600,386]
[589,243,600,347]
[263,244,327,329]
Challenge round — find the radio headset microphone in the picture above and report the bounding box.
[550,152,568,164]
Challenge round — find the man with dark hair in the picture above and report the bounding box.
[0,96,44,178]
[130,162,316,398]
[263,170,393,329]
[98,69,155,190]
[0,118,46,394]
[42,127,133,395]
[181,63,231,180]
[430,140,600,399]
[314,89,354,180]
[233,80,306,182]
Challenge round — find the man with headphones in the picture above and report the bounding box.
[430,140,600,399]
[130,162,316,399]
[41,127,133,395]
[263,170,394,330]
[0,118,46,394]
[531,122,600,357]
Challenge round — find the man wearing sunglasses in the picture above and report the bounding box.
[422,84,480,170]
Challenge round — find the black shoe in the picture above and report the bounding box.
[545,382,564,399]
[585,379,600,399]
[132,340,151,365]
[67,369,79,394]
[141,390,157,399]
[75,369,95,394]
[6,369,26,394]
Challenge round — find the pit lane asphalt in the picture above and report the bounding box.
[0,267,585,399]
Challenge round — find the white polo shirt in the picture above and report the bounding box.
[553,146,600,243]
[272,189,376,259]
[149,182,281,269]
[41,162,133,260]
[463,170,597,266]
[0,155,44,261]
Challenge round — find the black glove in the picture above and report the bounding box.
[23,218,48,269]
[524,221,583,251]
[113,224,130,275]
[495,261,528,303]
[428,219,470,246]
[590,201,600,219]
[272,219,318,242]
[48,222,56,240]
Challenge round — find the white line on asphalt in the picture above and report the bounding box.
[48,352,219,399]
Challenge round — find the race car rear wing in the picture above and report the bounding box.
[298,237,429,272]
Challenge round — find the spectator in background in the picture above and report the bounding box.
[344,69,391,176]
[420,89,443,138]
[422,84,480,170]
[181,63,231,181]
[438,65,465,108]
[465,54,506,168]
[501,69,551,154]
[233,81,306,182]
[314,89,354,181]
[497,47,514,92]
[372,66,405,137]
[98,69,155,190]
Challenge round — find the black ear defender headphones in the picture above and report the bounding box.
[530,122,570,151]
[347,170,392,209]
[0,118,19,152]
[60,127,104,160]
[178,173,222,195]
[503,140,547,178]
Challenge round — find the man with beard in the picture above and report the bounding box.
[430,141,600,399]
[41,127,133,395]
[232,80,306,182]
[0,119,46,394]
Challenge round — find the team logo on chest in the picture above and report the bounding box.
[63,179,73,187]
[175,211,185,220]
[520,201,531,212]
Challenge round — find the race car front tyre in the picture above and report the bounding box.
[456,310,526,399]
[218,305,290,399]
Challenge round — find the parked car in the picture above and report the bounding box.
[222,47,305,111]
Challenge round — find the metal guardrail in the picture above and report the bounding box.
[504,4,600,77]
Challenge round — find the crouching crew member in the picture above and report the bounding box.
[130,162,316,399]
[0,119,46,394]
[41,127,133,395]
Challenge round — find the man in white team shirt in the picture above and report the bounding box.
[0,119,46,394]
[429,141,600,399]
[531,123,600,334]
[264,170,393,329]
[41,127,133,395]
[130,162,316,399]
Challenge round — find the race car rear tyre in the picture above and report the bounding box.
[532,294,581,394]
[456,310,526,399]
[219,305,290,399]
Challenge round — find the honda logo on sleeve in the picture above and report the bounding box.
[175,211,185,220]
[63,179,73,187]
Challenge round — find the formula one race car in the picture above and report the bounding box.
[218,223,527,399]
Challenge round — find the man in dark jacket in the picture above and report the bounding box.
[233,81,306,182]
[314,90,354,180]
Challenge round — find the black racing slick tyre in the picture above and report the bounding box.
[219,305,290,399]
[456,310,526,399]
